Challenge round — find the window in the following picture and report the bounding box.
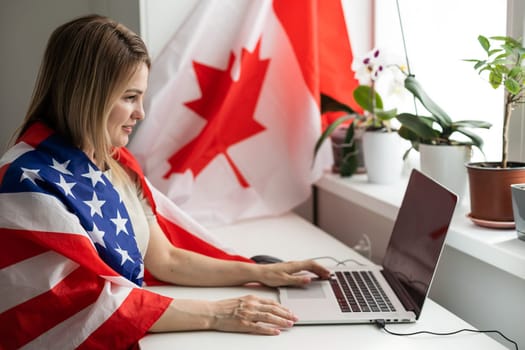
[373,0,507,162]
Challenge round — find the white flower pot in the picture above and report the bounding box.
[419,144,471,203]
[362,131,404,185]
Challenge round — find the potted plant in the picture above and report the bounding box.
[353,83,401,185]
[314,48,401,181]
[395,74,492,201]
[351,48,407,185]
[463,35,525,227]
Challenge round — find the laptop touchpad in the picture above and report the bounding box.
[285,283,326,299]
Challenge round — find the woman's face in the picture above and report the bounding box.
[107,63,148,148]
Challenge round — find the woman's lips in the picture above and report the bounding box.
[122,125,133,134]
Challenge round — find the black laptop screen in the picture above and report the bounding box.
[382,169,457,318]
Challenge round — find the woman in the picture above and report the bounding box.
[0,14,330,349]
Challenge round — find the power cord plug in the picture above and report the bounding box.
[375,319,386,329]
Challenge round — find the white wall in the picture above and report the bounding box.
[430,245,525,349]
[1,1,88,151]
[317,189,393,263]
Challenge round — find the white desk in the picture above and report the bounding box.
[140,213,507,350]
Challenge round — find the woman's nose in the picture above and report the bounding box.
[133,103,145,120]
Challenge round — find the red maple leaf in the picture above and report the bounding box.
[163,38,269,188]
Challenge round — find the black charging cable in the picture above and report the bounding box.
[375,320,518,350]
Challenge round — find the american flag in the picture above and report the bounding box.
[0,122,250,349]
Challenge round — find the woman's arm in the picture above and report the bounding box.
[149,295,297,335]
[143,220,330,287]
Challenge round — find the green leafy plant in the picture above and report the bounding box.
[314,94,358,177]
[351,48,398,132]
[313,48,400,177]
[353,85,397,131]
[314,85,396,177]
[395,74,492,159]
[313,113,358,177]
[464,35,525,168]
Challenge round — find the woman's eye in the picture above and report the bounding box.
[125,95,137,102]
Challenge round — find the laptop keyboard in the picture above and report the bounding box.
[329,271,396,313]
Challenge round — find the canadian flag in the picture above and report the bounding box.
[130,0,360,227]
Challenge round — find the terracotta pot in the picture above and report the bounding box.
[466,162,525,222]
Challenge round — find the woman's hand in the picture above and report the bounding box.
[150,295,297,335]
[210,294,298,335]
[257,260,331,287]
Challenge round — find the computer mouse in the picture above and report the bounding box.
[250,254,283,264]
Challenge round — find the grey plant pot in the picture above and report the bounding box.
[510,184,525,241]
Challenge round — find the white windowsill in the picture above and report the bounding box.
[316,172,525,281]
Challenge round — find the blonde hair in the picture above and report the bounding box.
[15,14,150,176]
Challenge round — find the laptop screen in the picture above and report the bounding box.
[382,169,457,318]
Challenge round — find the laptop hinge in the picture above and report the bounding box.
[382,269,421,318]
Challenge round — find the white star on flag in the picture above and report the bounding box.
[82,164,105,187]
[84,192,106,217]
[20,168,43,185]
[87,222,106,248]
[111,210,129,236]
[50,158,73,175]
[137,264,144,280]
[115,244,134,265]
[55,175,76,198]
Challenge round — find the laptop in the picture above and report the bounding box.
[279,169,457,324]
